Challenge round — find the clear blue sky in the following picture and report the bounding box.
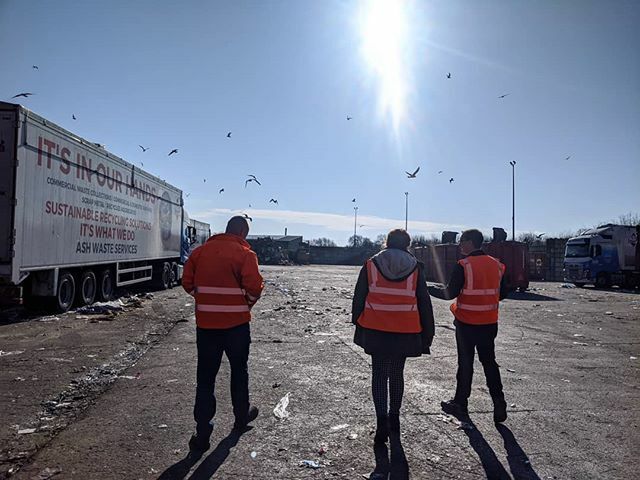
[2,0,638,245]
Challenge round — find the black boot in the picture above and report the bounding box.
[388,413,400,434]
[493,398,507,423]
[374,415,389,444]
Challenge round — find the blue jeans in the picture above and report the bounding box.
[194,323,251,436]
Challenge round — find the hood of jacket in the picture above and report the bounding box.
[371,248,417,280]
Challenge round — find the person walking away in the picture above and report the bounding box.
[428,229,510,423]
[352,229,435,443]
[182,216,264,453]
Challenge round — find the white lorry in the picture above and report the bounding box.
[0,102,209,311]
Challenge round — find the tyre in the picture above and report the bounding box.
[171,262,179,287]
[55,271,75,313]
[97,269,114,302]
[154,262,171,290]
[595,273,611,289]
[77,270,97,306]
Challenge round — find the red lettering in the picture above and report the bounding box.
[60,148,71,174]
[42,138,56,169]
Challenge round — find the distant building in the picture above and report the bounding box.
[246,235,304,255]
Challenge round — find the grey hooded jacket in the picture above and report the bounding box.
[352,248,435,357]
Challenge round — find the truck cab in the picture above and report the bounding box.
[564,224,639,288]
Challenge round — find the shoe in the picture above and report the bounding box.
[388,413,400,434]
[441,399,469,417]
[233,405,259,430]
[188,432,211,453]
[493,398,507,423]
[373,415,389,444]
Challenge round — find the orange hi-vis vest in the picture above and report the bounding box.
[357,260,422,334]
[450,255,505,325]
[182,234,264,329]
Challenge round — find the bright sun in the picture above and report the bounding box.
[359,0,411,135]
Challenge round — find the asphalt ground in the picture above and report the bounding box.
[1,265,639,479]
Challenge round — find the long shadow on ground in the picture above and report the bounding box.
[368,433,409,480]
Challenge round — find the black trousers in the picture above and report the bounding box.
[194,323,251,436]
[453,320,504,406]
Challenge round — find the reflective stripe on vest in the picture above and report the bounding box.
[461,288,500,296]
[456,303,498,311]
[195,284,249,313]
[196,286,246,295]
[197,304,250,313]
[368,265,415,297]
[366,302,417,312]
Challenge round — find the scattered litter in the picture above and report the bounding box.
[272,382,281,388]
[438,414,474,431]
[300,460,321,469]
[32,467,62,479]
[14,376,25,381]
[560,283,576,288]
[118,375,138,380]
[317,340,326,344]
[166,379,178,383]
[348,433,358,440]
[573,342,588,346]
[573,334,584,337]
[330,423,350,432]
[75,315,90,320]
[510,403,517,408]
[318,444,328,455]
[556,314,564,317]
[604,312,613,315]
[506,368,516,373]
[87,354,97,358]
[76,300,126,315]
[251,451,257,459]
[0,350,25,357]
[158,424,168,429]
[18,428,37,434]
[631,356,637,360]
[273,392,291,419]
[184,303,193,307]
[173,449,181,455]
[38,316,60,322]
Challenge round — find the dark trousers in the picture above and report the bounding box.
[194,323,251,436]
[453,320,504,406]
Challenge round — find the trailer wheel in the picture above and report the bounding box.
[155,262,171,290]
[171,262,179,287]
[98,269,114,301]
[595,273,611,289]
[56,271,76,313]
[78,270,97,306]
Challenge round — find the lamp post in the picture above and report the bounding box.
[353,206,358,247]
[405,192,409,230]
[509,161,516,241]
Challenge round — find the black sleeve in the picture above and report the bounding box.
[351,265,369,324]
[499,274,511,300]
[427,263,464,300]
[416,264,435,352]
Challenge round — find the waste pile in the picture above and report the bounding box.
[249,238,293,265]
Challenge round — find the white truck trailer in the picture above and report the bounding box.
[0,102,209,311]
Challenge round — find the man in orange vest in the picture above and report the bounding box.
[428,229,510,423]
[182,216,264,453]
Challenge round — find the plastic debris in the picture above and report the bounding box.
[604,311,613,315]
[573,334,584,337]
[33,467,62,479]
[0,350,25,357]
[300,460,321,469]
[330,423,349,432]
[273,392,291,419]
[506,368,516,373]
[560,283,576,288]
[631,356,637,360]
[348,433,358,440]
[76,300,124,315]
[272,382,281,388]
[573,342,588,346]
[510,403,517,408]
[158,424,168,429]
[18,428,37,434]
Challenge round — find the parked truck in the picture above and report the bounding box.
[563,224,640,289]
[0,102,209,311]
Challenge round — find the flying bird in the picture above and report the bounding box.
[247,174,259,181]
[245,175,261,187]
[203,178,206,183]
[498,93,510,99]
[226,132,232,138]
[269,198,278,204]
[438,170,443,174]
[347,115,353,120]
[168,149,178,156]
[139,145,149,152]
[359,224,366,228]
[32,65,38,70]
[185,193,191,197]
[536,233,545,239]
[446,72,451,79]
[565,155,571,160]
[219,188,224,194]
[72,114,76,120]
[449,178,455,183]
[243,213,253,222]
[352,198,356,203]
[12,92,33,99]
[140,162,144,167]
[405,167,420,178]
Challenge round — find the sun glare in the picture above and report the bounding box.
[359,0,411,135]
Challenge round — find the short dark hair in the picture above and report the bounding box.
[386,229,411,250]
[226,216,250,237]
[460,229,483,249]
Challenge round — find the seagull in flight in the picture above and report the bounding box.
[565,155,571,160]
[32,65,39,70]
[245,178,261,187]
[352,198,356,203]
[449,178,455,183]
[203,178,206,183]
[72,114,76,120]
[405,167,420,178]
[140,162,144,167]
[219,188,224,194]
[226,132,232,138]
[535,233,545,239]
[446,72,451,79]
[168,149,178,156]
[139,145,149,152]
[438,170,443,174]
[12,92,33,99]
[243,213,253,222]
[269,198,278,204]
[498,93,510,99]
[185,193,191,197]
[347,115,353,120]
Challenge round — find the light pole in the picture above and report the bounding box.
[404,192,409,230]
[353,206,358,247]
[509,161,516,241]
